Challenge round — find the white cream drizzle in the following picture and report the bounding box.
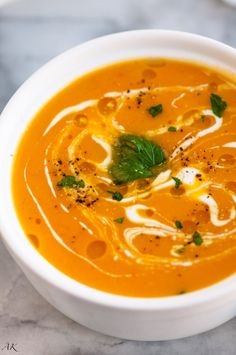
[107,167,201,204]
[24,165,132,278]
[223,142,236,148]
[44,158,56,198]
[24,166,77,254]
[171,260,193,266]
[199,194,236,227]
[91,135,112,169]
[197,110,222,137]
[170,109,222,160]
[124,227,173,244]
[170,245,185,257]
[170,137,195,161]
[177,167,201,185]
[111,118,125,132]
[60,203,69,213]
[103,84,209,98]
[125,204,175,231]
[43,99,98,135]
[97,176,113,184]
[185,182,210,196]
[171,92,186,108]
[43,84,210,136]
[38,81,236,269]
[151,169,172,186]
[79,221,94,235]
[67,128,88,162]
[123,228,193,266]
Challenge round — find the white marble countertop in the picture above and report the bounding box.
[1,0,236,353]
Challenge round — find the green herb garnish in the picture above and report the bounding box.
[175,220,183,229]
[168,126,177,132]
[109,134,166,185]
[200,115,205,122]
[77,180,85,188]
[172,176,183,189]
[148,104,163,117]
[107,190,123,201]
[210,93,227,117]
[57,176,85,188]
[114,217,124,224]
[192,231,203,246]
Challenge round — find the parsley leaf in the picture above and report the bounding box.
[148,104,163,117]
[107,190,123,201]
[168,126,177,132]
[210,93,227,117]
[175,220,183,229]
[192,231,203,246]
[57,176,85,188]
[109,134,166,185]
[114,217,124,224]
[172,176,183,189]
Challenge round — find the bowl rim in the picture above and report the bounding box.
[1,29,236,311]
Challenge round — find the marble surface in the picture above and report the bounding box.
[1,0,236,353]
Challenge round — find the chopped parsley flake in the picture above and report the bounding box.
[77,180,85,188]
[107,190,123,201]
[168,126,177,132]
[210,93,227,117]
[147,104,163,117]
[172,176,183,189]
[114,217,124,224]
[175,220,183,229]
[57,176,85,188]
[192,231,203,246]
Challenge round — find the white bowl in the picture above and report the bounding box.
[1,30,236,341]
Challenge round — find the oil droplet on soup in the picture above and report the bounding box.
[97,97,117,115]
[218,154,235,166]
[86,240,107,259]
[12,58,236,297]
[73,113,88,127]
[142,69,156,80]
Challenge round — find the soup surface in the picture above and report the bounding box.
[13,59,236,297]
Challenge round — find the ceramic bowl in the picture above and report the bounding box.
[1,30,236,341]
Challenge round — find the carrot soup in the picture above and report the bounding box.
[12,59,236,297]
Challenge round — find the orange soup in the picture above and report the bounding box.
[12,59,236,297]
